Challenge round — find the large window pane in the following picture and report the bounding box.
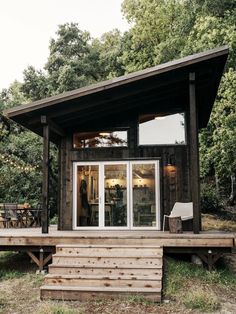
[132,163,156,227]
[104,164,127,227]
[73,131,127,148]
[139,113,185,145]
[77,165,99,227]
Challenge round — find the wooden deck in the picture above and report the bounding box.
[0,226,235,302]
[0,226,235,249]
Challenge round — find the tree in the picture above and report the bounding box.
[21,66,50,101]
[45,23,104,94]
[121,0,196,72]
[200,70,236,203]
[93,29,126,79]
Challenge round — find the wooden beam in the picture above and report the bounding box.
[26,250,53,271]
[42,116,49,234]
[4,46,228,118]
[189,73,201,234]
[38,116,65,137]
[198,253,222,271]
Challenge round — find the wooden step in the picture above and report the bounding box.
[56,246,163,257]
[40,285,162,302]
[52,255,163,268]
[56,244,162,248]
[48,265,163,277]
[45,273,162,281]
[44,275,162,288]
[41,244,163,302]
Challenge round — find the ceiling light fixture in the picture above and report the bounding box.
[99,132,110,136]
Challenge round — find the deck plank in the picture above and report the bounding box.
[0,227,235,248]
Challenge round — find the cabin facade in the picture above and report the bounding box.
[4,46,228,235]
[3,46,234,302]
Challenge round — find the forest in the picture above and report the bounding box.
[0,0,236,215]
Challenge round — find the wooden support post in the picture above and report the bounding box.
[198,252,222,271]
[27,249,53,272]
[57,140,62,230]
[129,118,139,158]
[41,116,50,234]
[39,248,44,271]
[189,73,201,234]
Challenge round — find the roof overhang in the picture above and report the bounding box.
[4,46,228,143]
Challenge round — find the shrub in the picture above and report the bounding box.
[49,215,58,225]
[201,183,222,213]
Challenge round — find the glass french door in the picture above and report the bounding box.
[73,160,160,230]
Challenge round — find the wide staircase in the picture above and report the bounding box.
[40,244,163,302]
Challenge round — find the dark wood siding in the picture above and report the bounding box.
[59,124,190,230]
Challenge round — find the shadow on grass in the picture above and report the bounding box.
[0,251,37,281]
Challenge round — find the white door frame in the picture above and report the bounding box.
[73,160,160,230]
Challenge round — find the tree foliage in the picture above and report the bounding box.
[45,23,105,95]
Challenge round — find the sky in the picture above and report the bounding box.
[0,0,129,90]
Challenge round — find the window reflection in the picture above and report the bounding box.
[139,113,185,145]
[73,131,128,148]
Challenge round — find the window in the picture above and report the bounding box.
[139,113,186,145]
[73,131,128,148]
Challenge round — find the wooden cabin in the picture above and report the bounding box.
[3,46,235,302]
[4,46,228,235]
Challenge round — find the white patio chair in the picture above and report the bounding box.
[162,202,193,231]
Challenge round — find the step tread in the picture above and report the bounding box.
[40,285,162,293]
[53,254,163,258]
[49,263,163,269]
[45,274,162,280]
[56,245,162,248]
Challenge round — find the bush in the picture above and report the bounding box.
[49,215,58,225]
[201,183,222,213]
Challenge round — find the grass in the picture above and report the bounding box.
[165,257,236,294]
[164,257,236,311]
[37,302,79,314]
[0,252,29,281]
[202,213,236,232]
[183,288,220,312]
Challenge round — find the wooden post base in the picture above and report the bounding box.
[27,249,52,271]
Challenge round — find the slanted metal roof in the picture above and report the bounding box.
[4,46,228,142]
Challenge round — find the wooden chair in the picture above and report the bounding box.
[4,203,20,228]
[0,203,7,228]
[105,204,112,226]
[29,205,42,227]
[162,202,193,231]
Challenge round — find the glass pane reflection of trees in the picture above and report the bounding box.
[73,131,127,148]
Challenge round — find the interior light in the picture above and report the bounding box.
[99,132,110,136]
[155,116,166,120]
